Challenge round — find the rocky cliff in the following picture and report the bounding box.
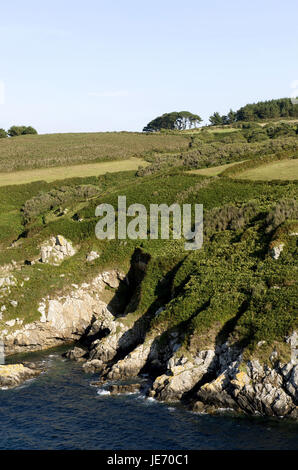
[1,265,297,418]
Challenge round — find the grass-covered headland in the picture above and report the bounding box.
[0,114,297,367]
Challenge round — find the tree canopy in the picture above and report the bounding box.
[143,111,202,132]
[209,98,298,125]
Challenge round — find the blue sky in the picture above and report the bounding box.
[0,0,297,133]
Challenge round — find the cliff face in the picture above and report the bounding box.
[1,270,126,356]
[1,266,297,417]
[63,279,298,419]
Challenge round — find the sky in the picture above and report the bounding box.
[0,0,298,133]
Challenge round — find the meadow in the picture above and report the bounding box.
[0,131,188,172]
[187,160,245,176]
[0,158,147,186]
[237,158,298,180]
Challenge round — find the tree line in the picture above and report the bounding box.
[0,125,38,138]
[143,98,298,131]
[209,98,298,125]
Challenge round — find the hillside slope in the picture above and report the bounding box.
[0,127,297,418]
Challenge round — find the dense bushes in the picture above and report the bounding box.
[203,202,258,236]
[183,137,298,171]
[22,184,100,223]
[0,128,7,138]
[265,199,298,232]
[7,125,38,137]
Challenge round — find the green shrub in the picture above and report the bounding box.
[0,128,7,138]
[7,125,38,137]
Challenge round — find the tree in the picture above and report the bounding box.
[22,126,38,135]
[227,109,236,123]
[8,125,26,137]
[8,125,38,137]
[0,128,7,138]
[209,112,223,126]
[143,111,202,132]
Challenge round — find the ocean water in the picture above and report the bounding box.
[0,348,297,450]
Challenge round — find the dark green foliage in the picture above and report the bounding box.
[143,111,202,132]
[244,128,269,142]
[22,126,38,135]
[7,125,38,137]
[209,112,224,126]
[235,98,298,122]
[208,98,298,126]
[264,122,298,139]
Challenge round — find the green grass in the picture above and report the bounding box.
[236,159,298,180]
[0,158,148,186]
[0,132,189,172]
[187,161,246,176]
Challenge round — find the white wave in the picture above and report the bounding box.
[97,388,110,396]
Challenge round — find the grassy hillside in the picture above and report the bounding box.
[0,125,297,364]
[0,131,188,172]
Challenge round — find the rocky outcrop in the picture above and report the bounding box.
[0,363,41,388]
[106,338,155,380]
[150,350,216,402]
[86,251,100,262]
[73,305,298,419]
[2,270,125,356]
[195,359,298,418]
[40,235,76,265]
[270,242,285,259]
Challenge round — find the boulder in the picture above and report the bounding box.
[86,251,100,262]
[40,236,76,265]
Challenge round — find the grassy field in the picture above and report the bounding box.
[237,159,298,180]
[187,160,245,176]
[0,132,189,172]
[0,158,147,186]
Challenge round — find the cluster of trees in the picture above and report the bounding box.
[143,111,202,132]
[209,98,298,125]
[0,125,38,138]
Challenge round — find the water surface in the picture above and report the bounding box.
[0,349,297,450]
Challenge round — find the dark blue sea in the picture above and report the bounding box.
[0,348,297,450]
